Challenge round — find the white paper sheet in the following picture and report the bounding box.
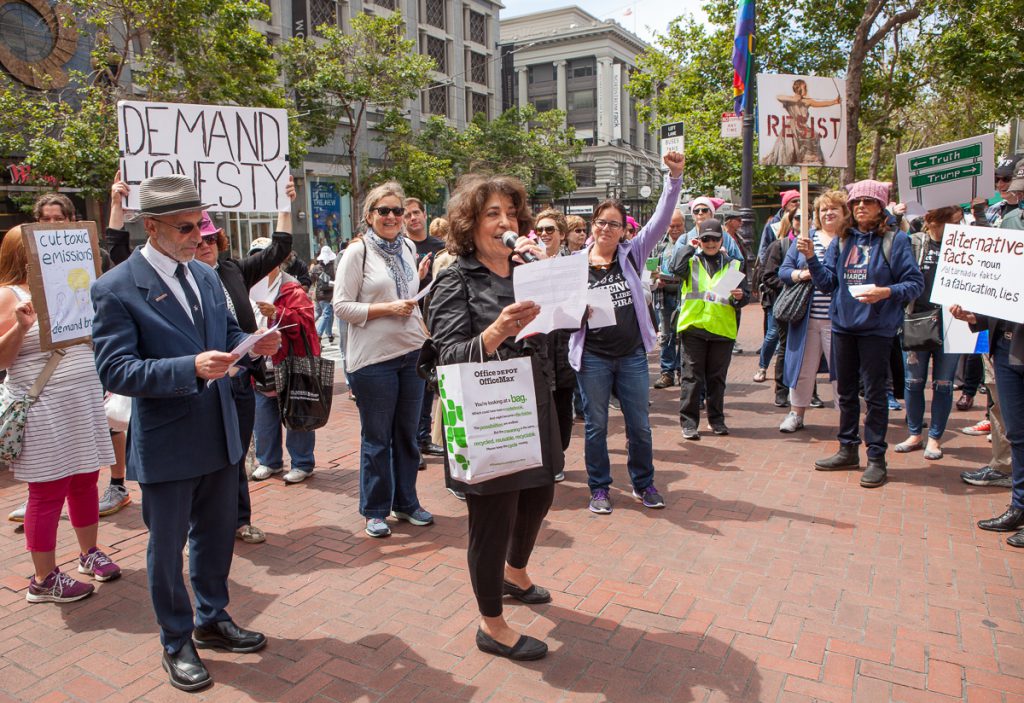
[709,268,746,298]
[586,287,616,329]
[513,255,588,341]
[848,284,876,299]
[412,279,434,302]
[943,312,981,354]
[207,323,281,385]
[249,276,273,304]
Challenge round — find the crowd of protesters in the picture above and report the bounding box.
[1,147,1021,688]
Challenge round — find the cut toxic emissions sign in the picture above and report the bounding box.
[117,100,291,213]
[896,134,994,217]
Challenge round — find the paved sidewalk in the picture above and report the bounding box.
[1,312,1022,702]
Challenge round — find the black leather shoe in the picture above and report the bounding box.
[475,628,547,661]
[194,620,267,653]
[419,442,445,456]
[860,457,887,488]
[978,506,1024,533]
[1007,530,1024,548]
[502,581,552,604]
[162,641,212,692]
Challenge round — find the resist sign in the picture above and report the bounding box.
[930,223,1024,323]
[118,101,290,212]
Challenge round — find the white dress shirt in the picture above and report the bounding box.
[140,241,204,323]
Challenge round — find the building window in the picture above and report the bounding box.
[468,10,486,44]
[426,35,447,73]
[534,98,553,113]
[373,0,397,9]
[427,84,448,116]
[573,165,596,188]
[470,52,488,86]
[568,89,595,110]
[310,0,338,35]
[424,0,445,30]
[471,92,489,119]
[571,63,594,79]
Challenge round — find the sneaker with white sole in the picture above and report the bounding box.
[588,489,612,514]
[8,501,26,523]
[553,471,566,482]
[251,465,282,481]
[960,466,1012,487]
[779,412,804,433]
[27,568,94,603]
[447,487,466,501]
[752,368,767,383]
[98,484,131,516]
[78,547,121,582]
[963,419,991,436]
[365,518,391,537]
[391,508,434,526]
[282,468,312,484]
[632,485,665,509]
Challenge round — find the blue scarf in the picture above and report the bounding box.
[365,229,413,299]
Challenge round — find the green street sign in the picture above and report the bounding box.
[910,162,983,189]
[909,143,982,171]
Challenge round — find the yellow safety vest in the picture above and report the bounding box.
[676,257,740,339]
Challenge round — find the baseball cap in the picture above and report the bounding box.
[719,207,741,221]
[697,219,723,238]
[1008,162,1024,192]
[995,156,1021,179]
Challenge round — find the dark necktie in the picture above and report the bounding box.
[174,263,206,345]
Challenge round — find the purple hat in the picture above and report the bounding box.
[845,180,890,206]
[199,210,220,236]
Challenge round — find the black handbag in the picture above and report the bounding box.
[901,308,942,352]
[773,280,813,324]
[274,328,335,431]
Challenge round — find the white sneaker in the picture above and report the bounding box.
[251,465,282,481]
[98,484,131,516]
[282,468,312,484]
[779,412,804,433]
[8,501,26,522]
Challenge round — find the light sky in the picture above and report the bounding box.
[499,0,709,46]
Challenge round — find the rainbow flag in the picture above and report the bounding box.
[731,0,755,115]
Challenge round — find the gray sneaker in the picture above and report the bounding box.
[589,489,612,514]
[98,484,131,516]
[365,518,391,538]
[391,508,434,526]
[779,412,804,433]
[961,466,1012,487]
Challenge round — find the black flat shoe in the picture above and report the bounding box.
[502,581,552,604]
[162,641,212,692]
[978,506,1024,533]
[475,628,547,661]
[419,442,445,456]
[1007,530,1024,548]
[194,620,267,653]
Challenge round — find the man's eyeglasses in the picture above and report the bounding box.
[593,219,624,231]
[152,217,204,235]
[199,234,218,246]
[373,206,406,217]
[535,225,559,234]
[692,208,711,215]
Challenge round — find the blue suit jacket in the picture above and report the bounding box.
[91,248,249,484]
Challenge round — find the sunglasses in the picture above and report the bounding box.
[849,198,875,207]
[152,217,204,235]
[535,225,559,234]
[997,176,1012,183]
[699,235,721,243]
[593,219,624,231]
[692,208,711,215]
[199,234,218,246]
[573,227,586,233]
[373,206,405,217]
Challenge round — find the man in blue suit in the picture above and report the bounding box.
[92,175,282,692]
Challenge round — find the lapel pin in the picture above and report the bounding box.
[155,293,168,302]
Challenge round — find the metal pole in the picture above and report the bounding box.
[738,0,757,251]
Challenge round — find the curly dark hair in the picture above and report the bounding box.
[445,174,533,257]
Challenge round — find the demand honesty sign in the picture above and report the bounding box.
[895,134,994,217]
[117,100,291,213]
[930,222,1024,324]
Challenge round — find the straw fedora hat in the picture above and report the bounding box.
[128,175,214,221]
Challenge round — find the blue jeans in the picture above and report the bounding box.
[904,348,960,439]
[758,307,780,369]
[992,334,1024,510]
[315,300,335,339]
[576,346,655,493]
[254,392,316,472]
[348,350,425,519]
[658,289,680,374]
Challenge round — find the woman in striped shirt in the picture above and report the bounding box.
[777,191,850,433]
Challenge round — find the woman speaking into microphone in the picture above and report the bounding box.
[427,174,561,662]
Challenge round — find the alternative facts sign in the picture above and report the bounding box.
[895,134,994,217]
[930,223,1024,324]
[118,100,290,213]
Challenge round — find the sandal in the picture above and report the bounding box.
[894,440,923,453]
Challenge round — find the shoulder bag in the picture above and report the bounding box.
[900,235,942,352]
[273,328,335,431]
[0,350,65,463]
[773,280,813,324]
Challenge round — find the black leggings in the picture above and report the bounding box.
[465,483,555,617]
[552,387,575,451]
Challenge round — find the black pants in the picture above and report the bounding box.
[232,374,256,529]
[834,332,893,459]
[552,386,575,451]
[679,333,734,429]
[774,320,789,403]
[961,353,984,397]
[465,483,555,617]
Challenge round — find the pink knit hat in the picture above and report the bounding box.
[780,190,800,208]
[689,196,717,214]
[845,180,890,206]
[626,216,639,231]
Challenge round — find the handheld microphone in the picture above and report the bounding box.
[501,231,538,263]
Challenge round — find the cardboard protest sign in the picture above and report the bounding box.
[757,74,846,168]
[21,222,102,351]
[895,134,995,218]
[660,122,684,161]
[930,223,1024,324]
[118,100,290,213]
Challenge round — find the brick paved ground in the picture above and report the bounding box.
[1,310,1022,703]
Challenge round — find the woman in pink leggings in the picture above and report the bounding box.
[0,226,120,602]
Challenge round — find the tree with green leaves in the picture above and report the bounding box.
[279,13,436,227]
[1,0,297,204]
